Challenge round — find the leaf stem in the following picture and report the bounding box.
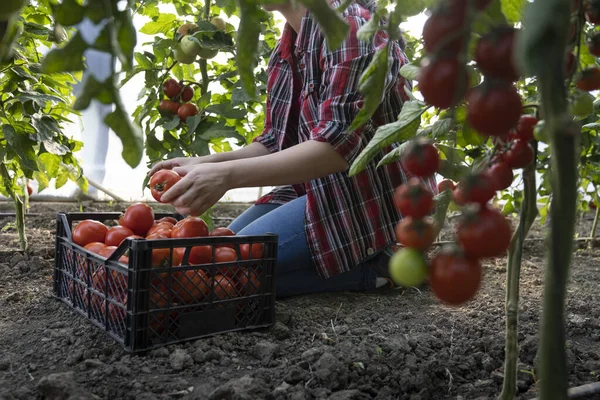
[590,203,599,239]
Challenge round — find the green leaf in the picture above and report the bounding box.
[399,63,420,81]
[376,140,411,168]
[3,125,38,172]
[432,190,452,238]
[162,116,181,130]
[298,0,349,50]
[349,101,428,176]
[186,114,202,133]
[501,0,525,24]
[38,153,61,176]
[52,0,85,27]
[347,45,389,133]
[357,16,379,42]
[206,102,247,119]
[104,98,144,168]
[235,0,266,98]
[139,14,178,35]
[117,10,137,70]
[31,116,69,155]
[200,120,245,141]
[395,0,427,18]
[73,76,114,110]
[436,144,467,163]
[41,32,88,73]
[431,118,454,139]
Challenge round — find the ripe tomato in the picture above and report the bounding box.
[430,249,482,306]
[585,1,600,24]
[213,275,238,299]
[172,217,209,238]
[120,203,155,236]
[393,178,434,219]
[240,243,264,260]
[173,269,211,303]
[457,206,512,259]
[72,220,108,247]
[502,139,535,169]
[576,68,600,91]
[437,179,455,193]
[189,246,213,265]
[177,103,199,123]
[515,115,538,142]
[209,227,236,237]
[26,181,33,196]
[589,201,597,210]
[100,301,127,325]
[158,100,181,117]
[422,5,466,54]
[395,217,435,251]
[474,26,519,81]
[105,226,134,247]
[147,222,174,237]
[149,170,181,203]
[454,173,496,205]
[84,242,106,255]
[211,17,227,31]
[181,86,194,102]
[417,58,469,109]
[466,83,523,136]
[157,217,178,225]
[402,140,440,178]
[387,248,428,287]
[485,161,514,191]
[215,247,238,276]
[237,269,261,295]
[163,79,182,99]
[99,246,118,258]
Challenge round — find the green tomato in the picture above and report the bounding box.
[178,35,201,57]
[388,248,428,288]
[198,46,219,60]
[0,0,26,21]
[533,120,548,142]
[174,44,196,64]
[569,92,595,118]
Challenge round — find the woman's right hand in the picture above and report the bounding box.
[148,156,205,177]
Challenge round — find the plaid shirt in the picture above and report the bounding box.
[254,1,437,279]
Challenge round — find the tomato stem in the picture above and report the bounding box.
[498,152,538,400]
[590,202,599,239]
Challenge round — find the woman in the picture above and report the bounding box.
[150,0,437,298]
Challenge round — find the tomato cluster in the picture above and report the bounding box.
[158,78,199,123]
[69,203,264,327]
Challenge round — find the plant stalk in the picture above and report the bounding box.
[498,159,538,400]
[589,205,599,239]
[14,194,27,251]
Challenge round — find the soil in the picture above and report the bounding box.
[1,201,599,400]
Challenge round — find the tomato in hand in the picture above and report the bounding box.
[163,79,181,99]
[210,227,236,237]
[72,220,108,247]
[437,179,455,193]
[120,203,155,236]
[515,115,538,142]
[454,173,496,205]
[474,26,519,81]
[105,226,135,247]
[502,139,534,169]
[402,140,440,178]
[485,161,514,191]
[430,248,482,306]
[149,170,181,203]
[394,178,434,219]
[387,248,428,288]
[395,217,435,251]
[417,58,469,109]
[466,82,522,136]
[576,67,600,91]
[181,86,194,102]
[172,217,209,238]
[177,103,199,123]
[457,206,512,259]
[158,100,181,117]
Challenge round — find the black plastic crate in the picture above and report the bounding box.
[53,212,278,353]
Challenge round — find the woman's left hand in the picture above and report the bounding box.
[160,163,231,216]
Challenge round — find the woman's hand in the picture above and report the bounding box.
[148,156,204,177]
[160,163,231,217]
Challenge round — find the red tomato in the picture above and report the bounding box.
[26,181,33,196]
[576,67,600,91]
[589,201,597,210]
[172,217,209,238]
[157,217,178,225]
[240,243,264,260]
[181,86,194,102]
[72,220,108,247]
[158,100,181,117]
[466,83,523,136]
[149,170,181,203]
[120,203,155,236]
[105,226,135,247]
[173,269,211,303]
[437,179,455,193]
[177,103,199,123]
[430,249,482,306]
[237,269,261,295]
[454,173,496,205]
[417,58,469,109]
[515,115,538,142]
[147,222,174,237]
[215,247,238,277]
[393,178,434,219]
[422,4,466,54]
[457,206,512,259]
[474,26,519,81]
[175,246,213,265]
[395,217,435,251]
[485,161,514,191]
[213,275,238,299]
[163,79,182,99]
[502,139,535,169]
[209,227,236,237]
[84,242,106,255]
[146,233,171,269]
[402,141,440,178]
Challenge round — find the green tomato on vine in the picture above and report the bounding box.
[569,92,595,118]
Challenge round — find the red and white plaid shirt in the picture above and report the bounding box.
[254,1,437,279]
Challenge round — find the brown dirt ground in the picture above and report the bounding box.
[0,201,599,400]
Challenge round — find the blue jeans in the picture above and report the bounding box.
[228,196,378,298]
